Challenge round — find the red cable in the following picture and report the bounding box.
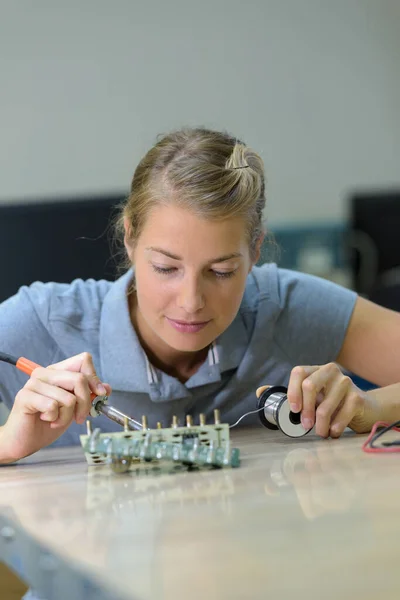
[362,421,400,454]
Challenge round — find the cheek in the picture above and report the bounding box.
[209,277,247,317]
[136,268,172,310]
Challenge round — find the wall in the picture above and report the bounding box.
[0,0,399,226]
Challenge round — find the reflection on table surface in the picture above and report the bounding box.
[0,427,398,600]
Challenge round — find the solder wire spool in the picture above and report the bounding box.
[257,386,312,438]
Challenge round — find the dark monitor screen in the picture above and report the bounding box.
[350,189,400,302]
[0,194,125,303]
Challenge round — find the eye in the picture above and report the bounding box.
[211,270,236,279]
[152,265,176,275]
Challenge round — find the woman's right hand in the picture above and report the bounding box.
[0,352,111,463]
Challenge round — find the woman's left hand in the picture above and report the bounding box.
[288,363,370,437]
[258,363,369,438]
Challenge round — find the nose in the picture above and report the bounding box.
[177,274,205,314]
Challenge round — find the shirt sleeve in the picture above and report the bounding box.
[274,269,358,366]
[0,284,58,410]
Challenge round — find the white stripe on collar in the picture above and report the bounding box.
[208,341,219,366]
[145,354,158,384]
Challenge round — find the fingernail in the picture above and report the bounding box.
[302,418,313,430]
[96,383,107,396]
[331,424,341,436]
[290,404,300,413]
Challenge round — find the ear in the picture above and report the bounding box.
[123,217,134,260]
[250,233,264,269]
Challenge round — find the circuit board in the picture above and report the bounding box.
[80,414,240,473]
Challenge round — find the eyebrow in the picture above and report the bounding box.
[146,246,243,263]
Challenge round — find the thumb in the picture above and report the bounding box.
[256,385,271,399]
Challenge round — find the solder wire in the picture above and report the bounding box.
[229,398,280,429]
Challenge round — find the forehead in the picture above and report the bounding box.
[138,204,249,250]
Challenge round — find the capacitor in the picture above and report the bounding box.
[257,386,312,438]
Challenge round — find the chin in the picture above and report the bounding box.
[163,330,214,353]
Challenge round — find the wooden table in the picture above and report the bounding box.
[0,427,398,600]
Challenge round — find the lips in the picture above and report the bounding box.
[166,317,210,334]
[170,319,209,325]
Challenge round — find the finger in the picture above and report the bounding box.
[66,371,92,425]
[301,363,341,431]
[32,369,111,424]
[103,383,112,396]
[75,353,108,397]
[15,388,60,422]
[287,366,319,414]
[30,369,92,424]
[256,385,271,398]
[51,402,78,428]
[330,390,364,438]
[73,381,112,422]
[31,379,78,427]
[32,367,89,394]
[49,353,107,396]
[313,375,352,437]
[19,379,76,421]
[49,352,94,372]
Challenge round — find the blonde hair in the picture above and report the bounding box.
[115,127,266,265]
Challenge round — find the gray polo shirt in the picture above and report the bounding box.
[0,264,357,445]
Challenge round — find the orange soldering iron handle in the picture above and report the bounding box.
[15,357,97,401]
[16,357,41,376]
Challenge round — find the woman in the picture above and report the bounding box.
[0,127,400,463]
